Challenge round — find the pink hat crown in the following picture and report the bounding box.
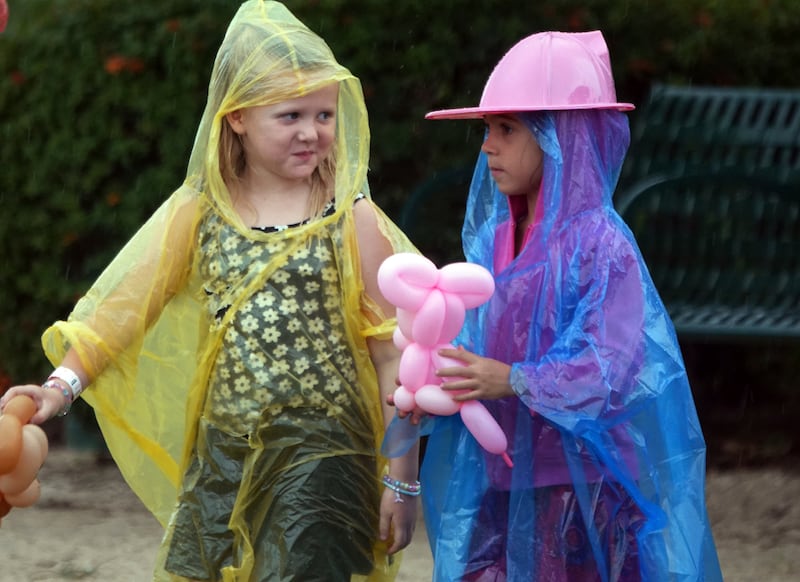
[427,30,633,120]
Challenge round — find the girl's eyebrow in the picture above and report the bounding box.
[485,113,520,125]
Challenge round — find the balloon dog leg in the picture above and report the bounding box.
[459,400,513,468]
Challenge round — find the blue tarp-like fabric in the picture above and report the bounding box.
[416,110,723,581]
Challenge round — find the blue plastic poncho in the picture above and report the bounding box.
[418,110,723,581]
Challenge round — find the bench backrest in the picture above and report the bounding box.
[616,173,800,339]
[618,84,800,191]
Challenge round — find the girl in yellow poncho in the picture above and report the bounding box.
[0,1,421,580]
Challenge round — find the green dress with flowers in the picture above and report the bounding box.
[164,198,385,581]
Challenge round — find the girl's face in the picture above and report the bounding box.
[226,83,338,186]
[481,114,543,198]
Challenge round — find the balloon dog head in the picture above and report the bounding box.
[378,253,512,467]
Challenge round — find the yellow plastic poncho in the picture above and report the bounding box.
[41,2,416,580]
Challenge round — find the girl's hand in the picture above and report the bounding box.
[0,384,65,424]
[378,486,417,555]
[385,392,427,425]
[436,346,515,401]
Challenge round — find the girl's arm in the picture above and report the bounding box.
[353,199,419,554]
[0,189,200,424]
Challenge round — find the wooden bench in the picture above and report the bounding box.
[615,84,800,340]
[618,84,800,190]
[616,172,800,339]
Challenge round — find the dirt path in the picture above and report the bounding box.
[1,448,798,581]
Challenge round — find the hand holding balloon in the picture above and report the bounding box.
[435,346,516,402]
[0,395,49,524]
[378,253,513,467]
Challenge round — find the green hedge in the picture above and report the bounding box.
[0,0,238,383]
[1,0,799,385]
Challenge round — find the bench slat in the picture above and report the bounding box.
[617,172,800,339]
[619,85,800,187]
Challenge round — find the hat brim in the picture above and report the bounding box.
[425,102,635,120]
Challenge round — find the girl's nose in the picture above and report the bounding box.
[298,121,318,142]
[481,135,495,155]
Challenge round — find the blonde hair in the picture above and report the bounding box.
[188,6,358,229]
[213,23,341,220]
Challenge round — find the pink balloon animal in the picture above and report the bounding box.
[378,253,513,467]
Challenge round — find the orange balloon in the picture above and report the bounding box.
[0,414,23,475]
[0,492,11,518]
[23,424,49,461]
[5,478,41,508]
[4,395,36,424]
[0,426,43,495]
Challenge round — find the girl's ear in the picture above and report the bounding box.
[226,110,246,135]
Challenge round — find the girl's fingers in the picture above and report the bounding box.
[451,389,481,402]
[436,367,468,379]
[439,379,472,392]
[438,347,472,360]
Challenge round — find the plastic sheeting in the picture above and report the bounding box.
[41,1,416,580]
[415,110,723,580]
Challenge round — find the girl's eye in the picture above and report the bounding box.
[318,111,335,122]
[280,112,300,121]
[485,121,513,136]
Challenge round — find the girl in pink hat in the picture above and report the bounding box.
[413,31,723,581]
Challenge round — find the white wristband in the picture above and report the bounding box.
[48,366,83,399]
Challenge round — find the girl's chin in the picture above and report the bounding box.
[283,165,318,180]
[495,187,521,197]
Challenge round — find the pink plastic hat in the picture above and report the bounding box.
[426,30,633,119]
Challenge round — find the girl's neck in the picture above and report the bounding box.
[231,174,313,228]
[509,192,538,226]
[510,187,541,256]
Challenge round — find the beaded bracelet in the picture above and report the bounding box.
[382,475,421,503]
[42,379,74,417]
[49,366,83,400]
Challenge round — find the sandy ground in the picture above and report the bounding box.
[1,447,799,582]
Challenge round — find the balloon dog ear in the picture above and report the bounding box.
[438,262,495,308]
[377,253,439,311]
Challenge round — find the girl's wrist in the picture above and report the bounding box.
[382,474,421,503]
[41,379,73,417]
[48,366,84,399]
[40,366,84,418]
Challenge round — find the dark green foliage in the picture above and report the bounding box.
[0,0,238,381]
[1,0,799,390]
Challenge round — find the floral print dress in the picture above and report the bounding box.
[164,198,385,581]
